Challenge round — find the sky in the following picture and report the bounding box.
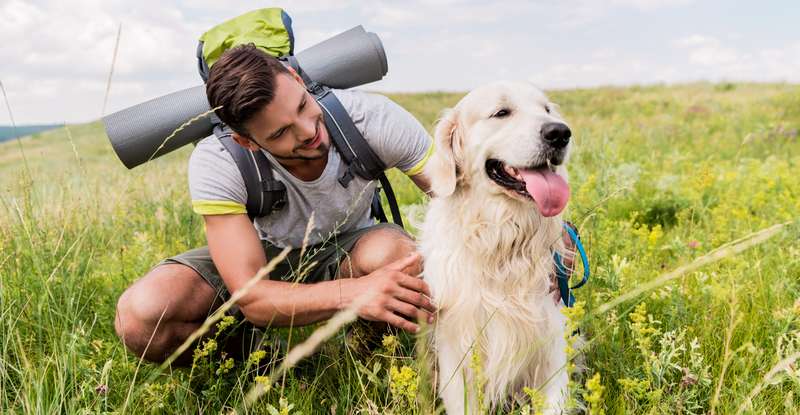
[1,0,799,124]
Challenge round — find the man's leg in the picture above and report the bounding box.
[331,224,420,350]
[336,223,419,279]
[114,263,221,364]
[115,225,419,363]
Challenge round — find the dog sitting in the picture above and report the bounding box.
[420,81,573,414]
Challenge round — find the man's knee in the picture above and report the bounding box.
[347,225,416,276]
[114,264,214,360]
[115,280,168,357]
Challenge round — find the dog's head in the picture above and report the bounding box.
[427,81,572,217]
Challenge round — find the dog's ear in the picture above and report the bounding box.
[426,108,464,197]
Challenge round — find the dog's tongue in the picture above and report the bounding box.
[518,168,570,217]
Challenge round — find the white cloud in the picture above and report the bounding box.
[365,0,528,27]
[529,58,655,90]
[186,0,354,14]
[612,0,693,10]
[674,36,740,66]
[688,46,739,66]
[670,35,800,83]
[673,34,800,82]
[527,33,800,90]
[674,34,718,47]
[368,5,418,27]
[546,0,695,28]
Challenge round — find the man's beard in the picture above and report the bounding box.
[274,140,330,161]
[263,116,330,161]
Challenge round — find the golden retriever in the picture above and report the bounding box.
[420,81,573,414]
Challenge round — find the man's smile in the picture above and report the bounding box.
[299,122,323,150]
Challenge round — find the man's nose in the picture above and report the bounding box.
[540,122,571,149]
[297,117,318,141]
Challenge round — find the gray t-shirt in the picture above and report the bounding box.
[188,89,433,248]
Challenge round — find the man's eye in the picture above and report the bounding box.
[492,108,511,118]
[271,129,286,140]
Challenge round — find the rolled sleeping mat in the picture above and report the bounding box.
[104,85,213,169]
[294,25,387,89]
[103,25,388,169]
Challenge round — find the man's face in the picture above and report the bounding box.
[235,72,330,162]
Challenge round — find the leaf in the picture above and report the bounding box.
[355,360,381,385]
[266,404,280,415]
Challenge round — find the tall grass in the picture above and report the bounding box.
[1,83,798,413]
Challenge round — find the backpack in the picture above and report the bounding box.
[196,8,404,228]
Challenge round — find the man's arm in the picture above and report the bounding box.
[409,172,432,196]
[203,214,435,332]
[204,214,339,326]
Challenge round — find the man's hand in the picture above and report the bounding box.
[339,253,436,333]
[410,172,433,196]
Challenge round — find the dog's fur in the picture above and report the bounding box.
[420,81,572,414]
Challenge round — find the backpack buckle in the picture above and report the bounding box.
[262,180,286,192]
[271,195,287,212]
[307,81,327,97]
[338,169,354,188]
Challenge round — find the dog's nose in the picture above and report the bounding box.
[541,122,571,149]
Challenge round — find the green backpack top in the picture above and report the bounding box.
[197,8,294,81]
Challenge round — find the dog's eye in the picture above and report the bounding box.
[545,104,551,114]
[492,108,511,118]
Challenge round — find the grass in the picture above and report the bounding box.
[1,82,799,413]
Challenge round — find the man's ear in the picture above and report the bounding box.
[425,108,464,197]
[231,132,260,151]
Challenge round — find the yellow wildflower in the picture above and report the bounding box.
[382,334,398,355]
[469,349,486,412]
[647,225,663,248]
[618,377,649,399]
[248,349,267,365]
[255,375,272,392]
[629,302,659,357]
[584,372,605,415]
[216,315,236,332]
[562,301,586,370]
[215,357,234,375]
[389,365,419,405]
[192,338,218,364]
[523,386,546,415]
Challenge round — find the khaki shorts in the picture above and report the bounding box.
[158,223,405,304]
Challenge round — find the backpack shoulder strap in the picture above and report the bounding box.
[214,125,287,220]
[378,173,404,228]
[312,86,386,186]
[309,85,404,228]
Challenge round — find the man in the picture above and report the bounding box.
[114,44,436,364]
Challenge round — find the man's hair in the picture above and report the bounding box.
[206,44,290,137]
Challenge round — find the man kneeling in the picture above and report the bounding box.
[114,44,436,364]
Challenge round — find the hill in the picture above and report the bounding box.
[0,124,63,143]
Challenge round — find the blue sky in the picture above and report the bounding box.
[1,0,798,124]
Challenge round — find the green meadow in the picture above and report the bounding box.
[1,83,798,414]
